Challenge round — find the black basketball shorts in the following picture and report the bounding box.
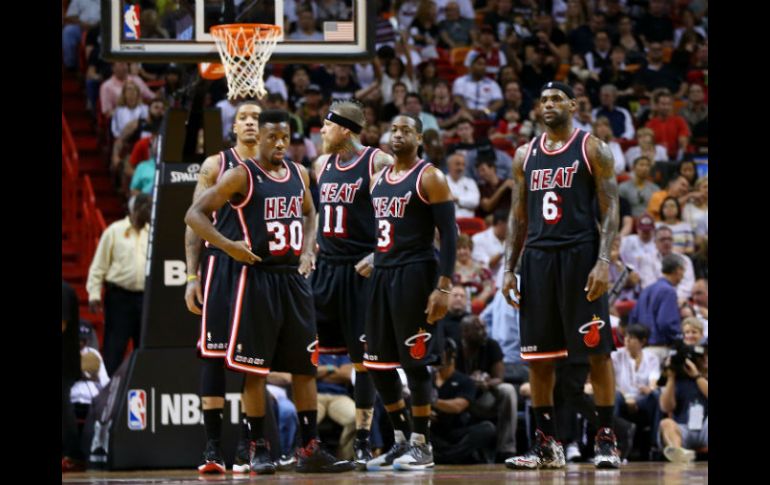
[312,255,370,363]
[225,266,318,376]
[519,241,615,361]
[198,250,241,359]
[363,260,442,370]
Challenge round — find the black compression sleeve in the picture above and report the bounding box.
[431,201,457,279]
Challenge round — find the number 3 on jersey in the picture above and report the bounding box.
[322,205,347,237]
[543,191,563,224]
[377,220,394,252]
[267,220,303,255]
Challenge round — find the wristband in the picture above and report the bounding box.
[187,274,199,282]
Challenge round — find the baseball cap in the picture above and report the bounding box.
[290,132,304,145]
[637,213,655,231]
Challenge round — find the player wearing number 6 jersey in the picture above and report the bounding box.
[185,110,355,474]
[502,82,622,470]
[312,100,394,468]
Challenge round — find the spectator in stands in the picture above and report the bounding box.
[619,157,661,218]
[682,316,706,347]
[452,56,504,120]
[431,337,497,464]
[464,25,508,77]
[422,129,447,168]
[629,252,686,365]
[289,7,323,40]
[86,194,152,376]
[634,43,685,99]
[62,0,100,71]
[476,157,513,219]
[396,0,420,34]
[447,119,478,155]
[599,45,636,99]
[635,0,675,46]
[287,65,312,112]
[567,53,600,95]
[573,95,594,133]
[446,152,480,218]
[453,234,495,313]
[99,62,155,117]
[593,84,635,140]
[62,281,86,472]
[430,80,473,135]
[70,322,110,437]
[679,81,708,144]
[674,9,707,47]
[479,288,528,388]
[316,354,357,459]
[295,84,325,131]
[624,127,669,174]
[312,0,351,24]
[529,11,570,61]
[519,45,558,100]
[110,82,149,139]
[568,10,606,55]
[656,197,695,255]
[647,175,691,221]
[495,80,534,125]
[613,15,645,65]
[465,142,514,184]
[677,159,699,191]
[403,92,440,133]
[121,98,167,177]
[612,323,660,429]
[689,279,708,334]
[324,65,370,101]
[408,0,442,59]
[658,338,708,463]
[439,287,471,347]
[645,89,690,161]
[130,136,158,196]
[608,235,641,312]
[637,225,695,302]
[381,82,409,127]
[585,30,613,75]
[457,315,518,460]
[265,372,300,459]
[620,213,657,270]
[434,0,474,22]
[483,0,515,43]
[593,117,626,175]
[471,210,507,285]
[438,1,476,49]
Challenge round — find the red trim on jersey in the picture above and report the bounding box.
[225,267,271,375]
[335,148,368,172]
[199,255,227,358]
[581,132,593,175]
[522,137,537,172]
[385,159,424,184]
[363,360,402,370]
[253,159,291,183]
[540,128,580,155]
[520,349,569,361]
[368,148,382,178]
[415,162,431,204]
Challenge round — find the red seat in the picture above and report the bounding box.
[456,217,486,235]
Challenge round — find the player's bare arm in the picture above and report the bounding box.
[297,164,318,277]
[420,166,456,323]
[184,166,261,265]
[371,150,395,174]
[502,144,530,308]
[183,154,221,314]
[585,135,620,302]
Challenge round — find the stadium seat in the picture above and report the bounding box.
[456,217,486,235]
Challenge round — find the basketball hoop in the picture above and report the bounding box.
[209,23,282,100]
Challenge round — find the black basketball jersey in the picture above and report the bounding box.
[523,129,599,249]
[317,147,380,257]
[205,148,245,253]
[233,159,307,267]
[371,160,436,267]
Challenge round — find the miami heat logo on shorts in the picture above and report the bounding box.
[404,328,432,360]
[307,338,319,366]
[578,315,606,348]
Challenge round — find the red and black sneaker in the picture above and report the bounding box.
[594,427,622,469]
[505,429,566,469]
[197,440,226,474]
[296,438,356,473]
[61,456,86,473]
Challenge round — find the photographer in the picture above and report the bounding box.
[658,328,708,463]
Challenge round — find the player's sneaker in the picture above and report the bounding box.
[663,445,695,464]
[565,441,582,462]
[249,439,276,475]
[366,430,410,471]
[277,451,298,471]
[353,437,373,471]
[296,438,355,473]
[393,433,434,471]
[61,457,86,473]
[593,428,622,469]
[197,440,226,474]
[232,438,251,474]
[505,429,566,469]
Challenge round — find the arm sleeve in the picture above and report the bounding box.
[431,201,457,278]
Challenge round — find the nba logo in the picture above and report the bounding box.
[124,5,141,40]
[127,389,147,430]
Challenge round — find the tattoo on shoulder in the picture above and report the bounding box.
[591,137,615,177]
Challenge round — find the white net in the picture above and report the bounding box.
[210,24,281,100]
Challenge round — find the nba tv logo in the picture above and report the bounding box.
[128,389,147,430]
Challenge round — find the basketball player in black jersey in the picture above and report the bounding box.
[502,82,621,469]
[184,101,260,474]
[363,115,457,471]
[185,110,355,474]
[313,100,394,468]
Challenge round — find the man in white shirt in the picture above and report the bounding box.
[452,56,504,119]
[620,213,657,270]
[446,152,480,218]
[87,194,152,375]
[435,0,475,22]
[636,226,694,303]
[471,211,508,287]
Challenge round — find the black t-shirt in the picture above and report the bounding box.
[456,338,504,375]
[62,281,81,382]
[324,78,360,101]
[673,376,708,426]
[434,370,477,436]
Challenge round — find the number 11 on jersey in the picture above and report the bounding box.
[322,205,347,237]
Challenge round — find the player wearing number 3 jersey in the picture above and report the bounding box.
[502,82,622,470]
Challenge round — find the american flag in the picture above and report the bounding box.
[324,21,355,41]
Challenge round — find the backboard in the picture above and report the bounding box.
[102,0,375,63]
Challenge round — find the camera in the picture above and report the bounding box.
[667,340,706,376]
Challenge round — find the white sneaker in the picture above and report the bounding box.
[366,430,409,471]
[565,442,581,462]
[392,433,434,471]
[664,446,695,463]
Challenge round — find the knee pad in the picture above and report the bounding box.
[200,358,226,397]
[354,371,376,409]
[368,369,403,406]
[404,367,432,407]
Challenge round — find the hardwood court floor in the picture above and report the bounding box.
[63,462,708,485]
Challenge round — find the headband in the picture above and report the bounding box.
[326,111,362,134]
[540,81,576,99]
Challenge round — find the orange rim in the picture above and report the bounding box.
[210,23,282,55]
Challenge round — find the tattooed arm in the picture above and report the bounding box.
[585,135,620,302]
[501,144,530,308]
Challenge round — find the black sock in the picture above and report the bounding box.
[534,406,557,438]
[297,410,318,447]
[412,415,430,440]
[239,412,249,441]
[387,408,412,440]
[203,409,223,443]
[356,428,370,441]
[596,406,614,430]
[247,416,265,441]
